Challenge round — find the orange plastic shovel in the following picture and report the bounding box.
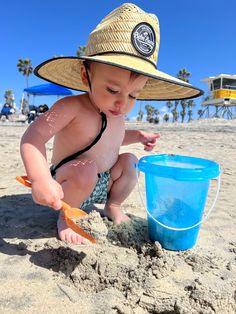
[16,175,96,244]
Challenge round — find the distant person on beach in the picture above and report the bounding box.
[0,103,14,121]
[38,104,49,115]
[20,3,202,244]
[27,104,49,124]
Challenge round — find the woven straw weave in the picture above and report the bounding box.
[85,3,159,67]
[35,3,202,100]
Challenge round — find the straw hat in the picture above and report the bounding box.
[34,3,203,100]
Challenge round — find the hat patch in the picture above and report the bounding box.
[131,23,156,57]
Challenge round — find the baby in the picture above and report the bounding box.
[20,3,202,244]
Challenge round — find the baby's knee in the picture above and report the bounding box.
[119,153,138,169]
[67,159,98,188]
[119,153,138,183]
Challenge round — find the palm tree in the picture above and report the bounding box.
[165,100,173,113]
[145,104,155,123]
[149,105,156,123]
[180,110,185,123]
[187,99,195,110]
[171,100,179,122]
[17,58,33,88]
[171,108,179,122]
[173,100,179,112]
[17,58,33,114]
[177,69,190,123]
[203,95,210,102]
[197,109,203,119]
[154,108,160,123]
[180,100,187,123]
[176,68,191,83]
[4,90,14,106]
[187,109,193,122]
[197,109,204,119]
[163,113,169,123]
[137,110,144,121]
[154,116,160,124]
[177,68,196,122]
[21,98,28,115]
[187,99,195,122]
[76,46,86,57]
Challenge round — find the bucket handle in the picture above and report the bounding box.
[136,165,221,231]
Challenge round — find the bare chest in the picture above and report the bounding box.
[52,116,125,172]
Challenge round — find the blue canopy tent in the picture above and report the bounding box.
[21,83,73,113]
[24,83,73,96]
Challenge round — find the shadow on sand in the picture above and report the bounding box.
[0,193,86,275]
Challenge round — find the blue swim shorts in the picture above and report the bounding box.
[50,165,110,209]
[80,170,111,209]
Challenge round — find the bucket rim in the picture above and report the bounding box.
[138,154,220,181]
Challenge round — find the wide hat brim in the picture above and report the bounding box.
[34,55,203,101]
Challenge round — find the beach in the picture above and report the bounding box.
[0,118,235,313]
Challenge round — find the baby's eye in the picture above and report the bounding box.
[129,94,137,100]
[106,87,118,94]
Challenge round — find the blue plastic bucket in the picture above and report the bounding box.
[138,154,220,251]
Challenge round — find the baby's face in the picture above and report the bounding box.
[84,62,148,118]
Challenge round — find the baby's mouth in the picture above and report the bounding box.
[109,110,122,116]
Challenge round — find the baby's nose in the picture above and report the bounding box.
[115,95,127,110]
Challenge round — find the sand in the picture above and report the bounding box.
[0,118,235,313]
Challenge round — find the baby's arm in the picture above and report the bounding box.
[122,130,160,151]
[20,97,75,209]
[21,121,63,209]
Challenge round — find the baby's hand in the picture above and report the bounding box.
[31,177,64,210]
[139,131,160,151]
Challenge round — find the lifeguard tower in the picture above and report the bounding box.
[201,74,236,119]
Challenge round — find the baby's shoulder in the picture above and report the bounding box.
[54,94,86,113]
[60,94,84,106]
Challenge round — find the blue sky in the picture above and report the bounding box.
[1,0,235,119]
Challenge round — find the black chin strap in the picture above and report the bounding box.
[85,64,92,91]
[51,112,107,176]
[50,62,107,177]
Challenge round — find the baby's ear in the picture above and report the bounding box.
[80,65,89,86]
